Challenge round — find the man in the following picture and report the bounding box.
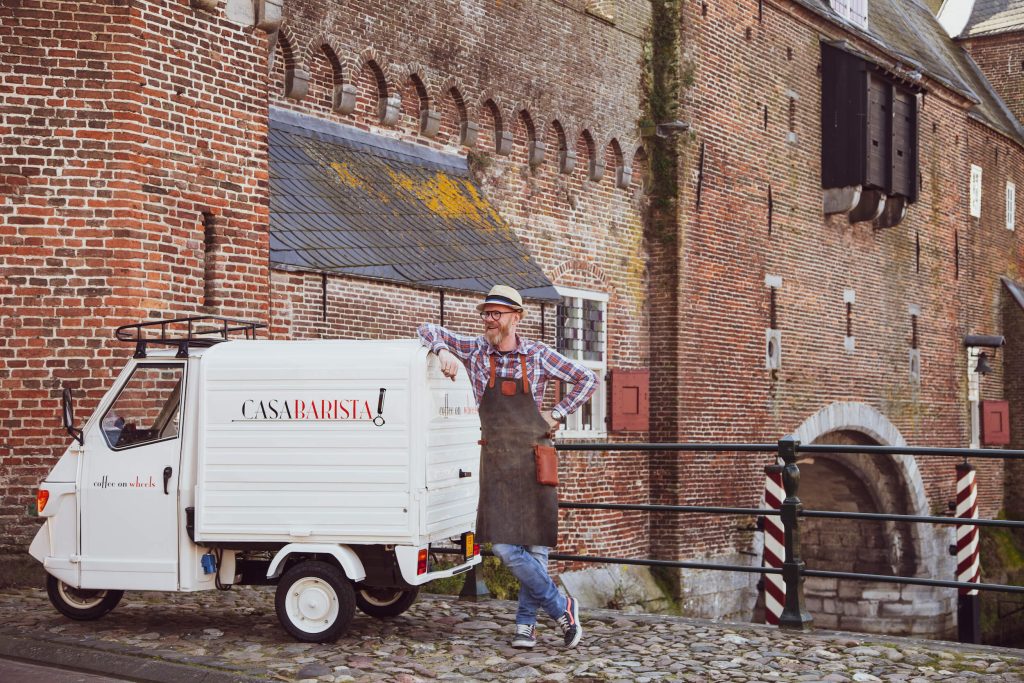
[418,284,597,649]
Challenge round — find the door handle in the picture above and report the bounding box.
[163,466,172,495]
[459,469,472,478]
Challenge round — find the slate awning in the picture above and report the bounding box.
[268,106,558,302]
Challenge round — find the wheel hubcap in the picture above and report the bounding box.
[287,577,338,633]
[59,583,106,609]
[360,589,402,607]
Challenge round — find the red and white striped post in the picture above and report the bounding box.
[955,460,981,643]
[762,464,785,625]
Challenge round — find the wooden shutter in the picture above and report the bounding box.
[609,369,649,432]
[891,89,916,199]
[981,400,1010,446]
[866,74,891,192]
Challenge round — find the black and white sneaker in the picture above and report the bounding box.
[556,596,583,648]
[511,623,536,648]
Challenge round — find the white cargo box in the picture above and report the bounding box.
[194,339,480,546]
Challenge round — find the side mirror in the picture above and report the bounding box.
[62,387,83,446]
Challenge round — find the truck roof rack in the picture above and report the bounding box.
[115,316,267,359]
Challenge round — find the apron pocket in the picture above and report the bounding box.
[533,444,558,486]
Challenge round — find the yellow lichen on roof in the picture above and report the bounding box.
[330,162,366,192]
[386,168,506,230]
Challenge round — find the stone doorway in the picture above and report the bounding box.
[797,430,948,636]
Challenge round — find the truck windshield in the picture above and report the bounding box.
[101,364,184,450]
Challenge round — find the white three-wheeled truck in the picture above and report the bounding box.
[29,317,482,641]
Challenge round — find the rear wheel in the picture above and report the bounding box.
[355,586,419,618]
[46,574,123,621]
[275,560,355,642]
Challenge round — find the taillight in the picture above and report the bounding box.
[417,548,428,575]
[37,489,49,514]
[473,544,480,557]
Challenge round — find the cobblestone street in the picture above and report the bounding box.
[1,586,1023,682]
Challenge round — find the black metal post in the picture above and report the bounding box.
[458,562,490,601]
[777,435,812,630]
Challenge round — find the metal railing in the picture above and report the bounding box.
[451,435,1024,642]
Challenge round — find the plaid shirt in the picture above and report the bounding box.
[417,323,598,419]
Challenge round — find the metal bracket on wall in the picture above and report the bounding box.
[696,141,706,211]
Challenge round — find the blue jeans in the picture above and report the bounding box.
[491,543,568,625]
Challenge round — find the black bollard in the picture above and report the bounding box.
[777,435,813,630]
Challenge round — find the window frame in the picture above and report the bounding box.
[554,286,608,439]
[101,363,186,451]
[1007,180,1016,230]
[970,164,983,218]
[830,0,868,29]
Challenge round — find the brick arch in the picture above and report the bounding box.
[394,63,435,136]
[605,137,627,188]
[477,93,509,155]
[435,76,471,146]
[306,35,347,112]
[511,105,541,167]
[576,128,601,182]
[550,259,614,292]
[353,48,398,125]
[788,402,954,637]
[303,34,342,78]
[629,144,649,190]
[545,118,572,174]
[271,25,308,101]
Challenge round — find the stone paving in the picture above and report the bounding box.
[1,586,1023,682]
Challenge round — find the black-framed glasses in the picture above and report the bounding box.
[479,310,517,321]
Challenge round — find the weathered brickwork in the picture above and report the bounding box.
[3,0,1023,636]
[963,32,1024,128]
[660,0,1024,625]
[0,0,270,550]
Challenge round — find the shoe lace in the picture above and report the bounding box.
[556,613,572,632]
[515,624,534,637]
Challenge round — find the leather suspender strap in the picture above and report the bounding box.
[488,353,497,388]
[519,354,530,394]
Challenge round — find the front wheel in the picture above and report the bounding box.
[46,574,123,621]
[355,586,419,618]
[275,560,355,642]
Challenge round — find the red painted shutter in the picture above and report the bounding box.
[981,400,1010,446]
[610,369,649,432]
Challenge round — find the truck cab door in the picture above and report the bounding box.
[79,362,185,590]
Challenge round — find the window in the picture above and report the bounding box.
[102,364,184,450]
[1007,181,1016,230]
[830,0,868,29]
[970,165,982,218]
[555,287,607,436]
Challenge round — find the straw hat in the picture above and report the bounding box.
[475,284,524,311]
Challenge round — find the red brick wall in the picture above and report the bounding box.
[0,1,269,552]
[962,32,1024,127]
[661,0,1024,563]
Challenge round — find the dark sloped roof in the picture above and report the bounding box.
[268,107,558,302]
[1004,276,1024,311]
[962,0,1024,37]
[794,0,1023,143]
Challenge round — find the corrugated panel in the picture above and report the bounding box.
[268,107,558,301]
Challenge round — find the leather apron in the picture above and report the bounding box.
[475,354,559,548]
